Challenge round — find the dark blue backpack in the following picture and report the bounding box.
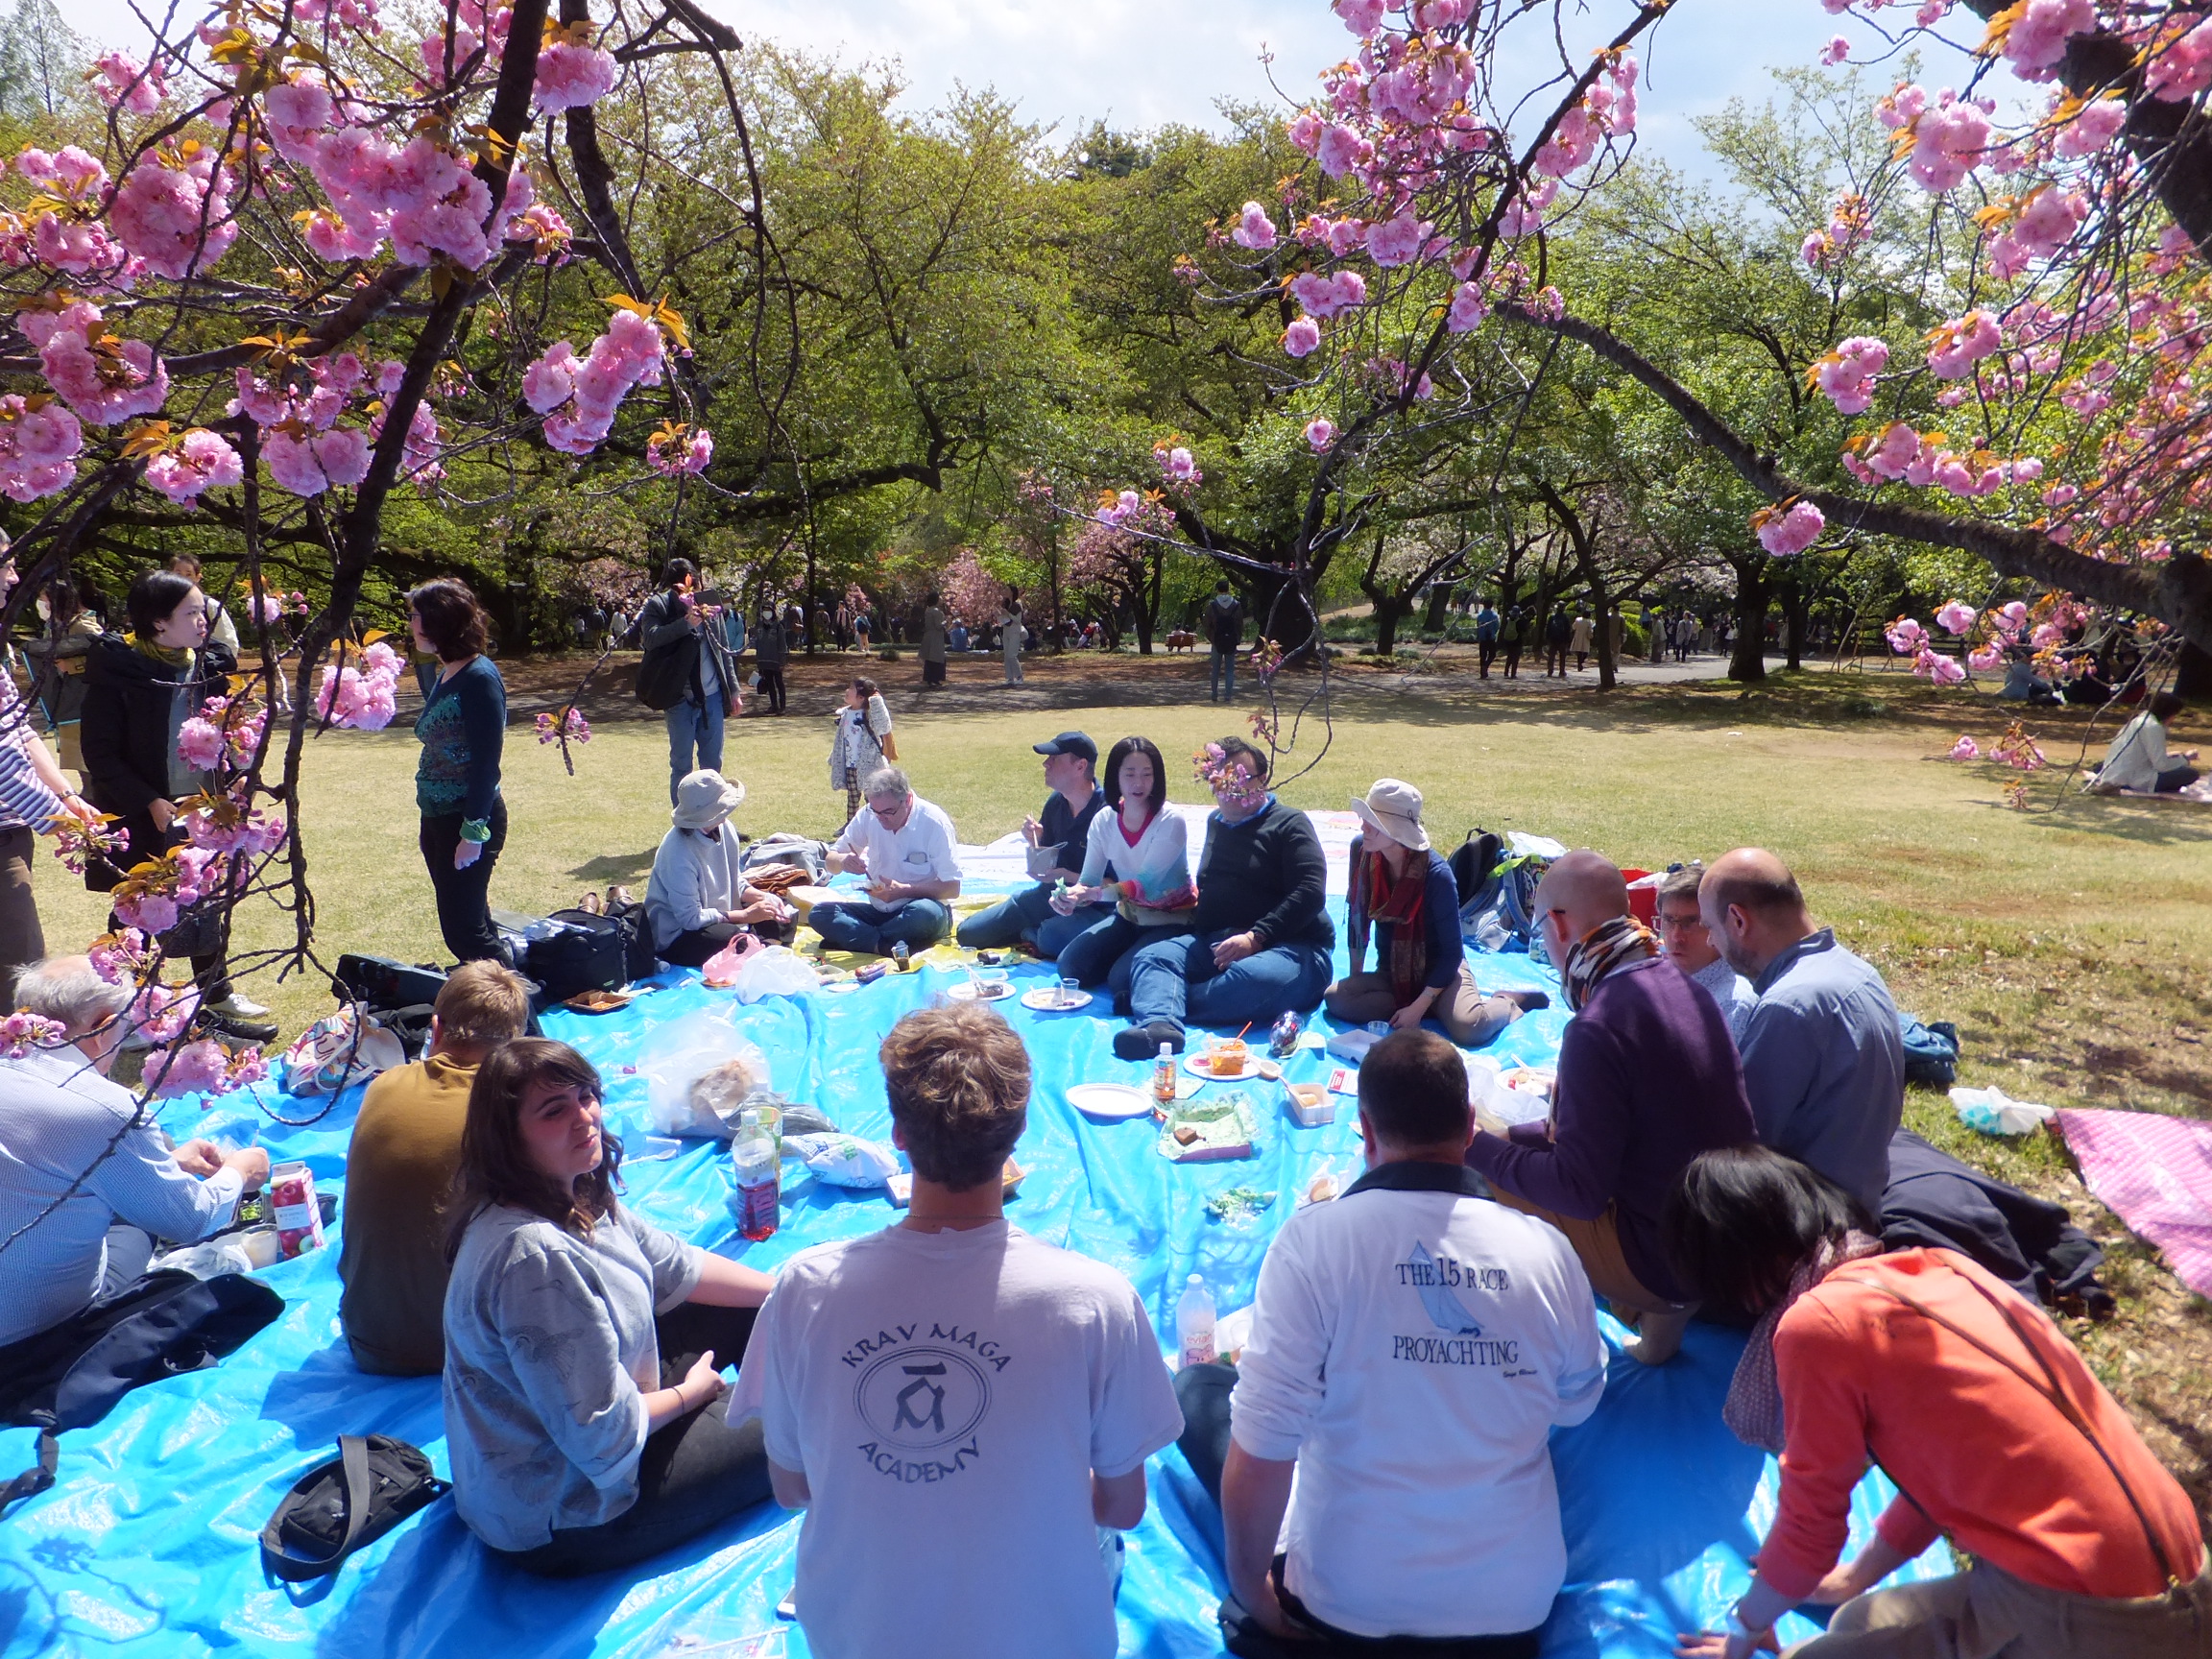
[1899,1015,1961,1087]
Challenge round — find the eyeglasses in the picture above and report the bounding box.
[868,797,911,820]
[1657,911,1707,932]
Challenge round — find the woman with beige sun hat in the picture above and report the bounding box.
[1325,778,1543,1046]
[644,770,795,968]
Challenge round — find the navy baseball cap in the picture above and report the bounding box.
[1033,732,1097,765]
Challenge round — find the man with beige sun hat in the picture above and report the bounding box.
[645,769,795,967]
[1324,779,1544,1047]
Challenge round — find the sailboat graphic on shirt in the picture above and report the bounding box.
[1407,1242,1484,1336]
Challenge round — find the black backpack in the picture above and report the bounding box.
[0,1270,283,1518]
[1448,829,1504,912]
[260,1434,450,1582]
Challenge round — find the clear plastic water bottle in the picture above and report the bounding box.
[732,1108,780,1242]
[1152,1042,1177,1107]
[1175,1272,1216,1368]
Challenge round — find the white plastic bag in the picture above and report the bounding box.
[1950,1085,2056,1137]
[782,1132,901,1189]
[733,945,818,1003]
[642,1009,774,1138]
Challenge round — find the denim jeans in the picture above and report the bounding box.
[954,885,1094,958]
[665,695,726,805]
[1058,912,1184,989]
[1210,647,1237,702]
[1112,927,1332,1036]
[810,898,950,955]
[421,799,507,964]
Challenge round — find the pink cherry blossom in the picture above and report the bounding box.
[1752,500,1824,557]
[1899,90,1991,193]
[1925,309,2002,377]
[148,1036,231,1099]
[1287,111,1324,155]
[143,429,243,505]
[175,717,226,771]
[1364,213,1431,267]
[114,891,179,934]
[1284,317,1322,357]
[1936,601,1979,636]
[0,396,83,502]
[1231,202,1278,251]
[1333,0,1385,36]
[1447,282,1488,332]
[534,40,618,112]
[1820,36,1850,66]
[110,153,238,279]
[2146,16,2212,101]
[1886,616,1929,655]
[646,424,713,476]
[1813,335,1888,414]
[1316,125,1372,180]
[1914,648,1967,685]
[2054,96,2127,158]
[1967,644,2005,673]
[1304,418,1337,451]
[1999,0,2094,78]
[37,307,169,427]
[1948,734,1981,760]
[89,928,151,985]
[92,51,168,114]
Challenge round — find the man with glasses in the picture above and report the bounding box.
[1654,864,1754,1042]
[1463,852,1753,1365]
[813,767,962,956]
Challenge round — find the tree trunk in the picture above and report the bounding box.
[1729,555,1768,685]
[2176,641,2212,705]
[1421,580,1453,634]
[1779,567,1810,671]
[1372,595,1407,657]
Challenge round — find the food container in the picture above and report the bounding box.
[268,1162,325,1260]
[1207,1038,1249,1077]
[1284,1080,1335,1127]
[239,1226,282,1269]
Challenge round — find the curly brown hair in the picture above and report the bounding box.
[445,1038,624,1259]
[406,577,490,661]
[880,1004,1029,1191]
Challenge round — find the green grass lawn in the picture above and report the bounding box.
[34,659,2212,1512]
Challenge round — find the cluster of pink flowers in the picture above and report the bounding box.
[1991,723,2049,770]
[176,695,266,774]
[249,590,310,626]
[523,308,670,455]
[1811,336,1888,414]
[147,1037,232,1099]
[0,1010,69,1058]
[1996,0,2097,77]
[1947,734,1981,760]
[1231,202,1278,251]
[1751,500,1825,557]
[1801,193,1874,268]
[1886,615,1929,655]
[142,428,245,505]
[1156,444,1201,489]
[1839,422,2039,499]
[183,797,286,857]
[646,423,713,477]
[535,709,591,745]
[22,298,167,427]
[2142,13,2212,100]
[132,982,197,1044]
[110,143,239,280]
[92,51,168,113]
[1879,84,1994,194]
[1304,417,1337,451]
[314,638,402,731]
[89,927,153,986]
[1983,185,2089,280]
[1924,310,2004,378]
[48,812,129,877]
[533,30,619,114]
[0,394,84,502]
[1914,647,1966,685]
[12,147,126,282]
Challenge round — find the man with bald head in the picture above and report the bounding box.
[1466,852,1754,1364]
[1699,849,1903,1215]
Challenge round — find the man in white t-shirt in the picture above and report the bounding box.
[811,765,963,955]
[731,1003,1183,1659]
[1175,1029,1606,1655]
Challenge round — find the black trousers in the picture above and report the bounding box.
[1476,640,1497,677]
[1175,1362,1541,1659]
[756,664,786,712]
[497,1302,770,1577]
[661,919,793,967]
[420,799,507,965]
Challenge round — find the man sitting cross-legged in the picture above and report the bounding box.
[1175,1030,1606,1658]
[1466,851,1755,1364]
[729,1003,1184,1659]
[1108,736,1333,1060]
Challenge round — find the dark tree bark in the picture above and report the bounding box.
[1729,553,1769,685]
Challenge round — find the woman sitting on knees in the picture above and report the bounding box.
[1050,734,1196,988]
[1326,780,1533,1046]
[645,770,794,969]
[443,1039,776,1576]
[1667,1146,2206,1659]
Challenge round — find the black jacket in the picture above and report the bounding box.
[1190,798,1334,950]
[1204,593,1244,651]
[80,632,237,887]
[637,589,737,712]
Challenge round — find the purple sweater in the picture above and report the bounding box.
[1465,953,1753,1304]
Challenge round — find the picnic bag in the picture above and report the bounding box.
[518,908,629,1001]
[260,1434,449,1582]
[0,1270,283,1518]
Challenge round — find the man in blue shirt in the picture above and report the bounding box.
[1699,848,1904,1215]
[954,732,1106,958]
[637,559,740,805]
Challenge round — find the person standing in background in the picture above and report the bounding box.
[408,579,509,966]
[163,555,240,656]
[828,677,896,828]
[1501,607,1526,679]
[918,592,947,689]
[637,559,740,806]
[1204,579,1245,703]
[999,587,1025,686]
[1475,601,1500,679]
[752,601,788,714]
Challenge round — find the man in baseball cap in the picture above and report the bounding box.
[955,733,1107,957]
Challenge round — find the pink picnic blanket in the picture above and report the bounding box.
[2056,1107,2212,1297]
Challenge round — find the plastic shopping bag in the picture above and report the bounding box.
[641,1008,774,1139]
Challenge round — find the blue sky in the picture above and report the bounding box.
[61,0,1880,176]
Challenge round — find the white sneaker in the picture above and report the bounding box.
[214,994,272,1019]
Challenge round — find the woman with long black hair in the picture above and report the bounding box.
[407,579,507,964]
[82,568,271,1040]
[1666,1146,2206,1659]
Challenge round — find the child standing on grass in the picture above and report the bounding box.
[829,676,896,826]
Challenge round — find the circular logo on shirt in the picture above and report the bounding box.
[853,1345,992,1451]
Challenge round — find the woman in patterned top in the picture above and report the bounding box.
[408,579,507,963]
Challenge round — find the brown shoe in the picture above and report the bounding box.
[576,891,603,915]
[607,885,635,909]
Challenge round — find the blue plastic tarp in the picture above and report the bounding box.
[0,894,1948,1658]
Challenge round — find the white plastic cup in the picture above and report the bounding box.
[240,1227,281,1269]
[1059,977,1080,1008]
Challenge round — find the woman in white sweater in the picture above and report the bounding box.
[1051,735,1197,987]
[645,770,793,967]
[828,675,896,825]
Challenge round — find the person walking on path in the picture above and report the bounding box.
[1545,608,1573,677]
[1476,601,1500,679]
[1204,579,1245,703]
[1569,610,1594,673]
[752,602,787,714]
[1501,607,1526,679]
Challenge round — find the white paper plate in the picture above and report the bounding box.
[946,979,1014,1002]
[1021,987,1093,1012]
[1067,1082,1156,1120]
[1185,1051,1266,1081]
